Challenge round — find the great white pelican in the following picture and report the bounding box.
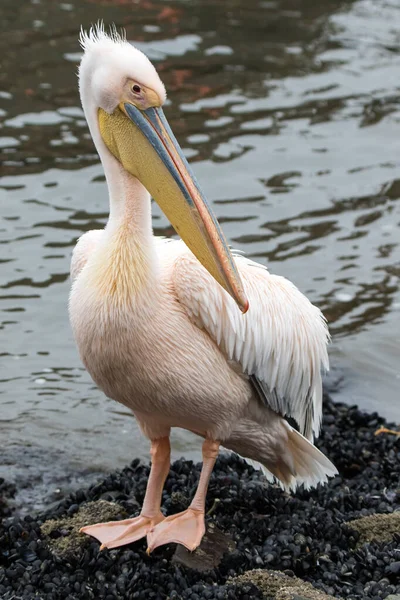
[69,25,337,553]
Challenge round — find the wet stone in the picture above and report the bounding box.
[172,522,236,572]
[0,478,16,518]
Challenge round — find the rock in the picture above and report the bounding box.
[40,500,127,559]
[232,569,341,600]
[388,562,400,575]
[346,512,400,546]
[172,522,236,572]
[0,478,16,518]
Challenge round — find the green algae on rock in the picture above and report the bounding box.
[347,512,400,547]
[41,500,127,559]
[232,569,341,599]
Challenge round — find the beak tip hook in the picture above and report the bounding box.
[241,299,250,314]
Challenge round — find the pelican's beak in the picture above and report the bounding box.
[98,104,249,313]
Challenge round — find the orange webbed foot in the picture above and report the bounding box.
[146,508,205,553]
[80,513,165,550]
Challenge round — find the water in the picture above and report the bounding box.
[1,0,400,509]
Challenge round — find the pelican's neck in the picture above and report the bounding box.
[103,154,153,239]
[81,88,153,240]
[80,91,158,303]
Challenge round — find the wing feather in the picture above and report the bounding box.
[171,246,329,441]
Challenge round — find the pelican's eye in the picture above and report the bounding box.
[121,80,161,110]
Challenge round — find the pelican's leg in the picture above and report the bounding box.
[80,437,170,550]
[147,439,219,553]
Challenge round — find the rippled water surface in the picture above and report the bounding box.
[1,0,400,501]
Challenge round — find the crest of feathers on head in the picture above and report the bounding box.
[79,22,127,52]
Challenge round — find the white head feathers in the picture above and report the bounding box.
[78,23,166,114]
[79,22,126,52]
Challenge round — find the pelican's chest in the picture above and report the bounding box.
[70,277,163,405]
[69,232,163,405]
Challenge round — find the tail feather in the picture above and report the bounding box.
[286,427,337,490]
[228,421,337,493]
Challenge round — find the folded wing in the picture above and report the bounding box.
[171,243,329,441]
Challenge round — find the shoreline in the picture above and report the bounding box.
[1,395,400,599]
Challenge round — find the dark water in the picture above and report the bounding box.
[1,0,400,508]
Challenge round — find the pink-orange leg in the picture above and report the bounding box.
[80,437,170,550]
[147,439,219,553]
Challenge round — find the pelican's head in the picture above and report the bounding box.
[78,25,248,313]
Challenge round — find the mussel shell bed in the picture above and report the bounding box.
[0,395,400,600]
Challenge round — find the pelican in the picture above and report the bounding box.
[69,25,337,553]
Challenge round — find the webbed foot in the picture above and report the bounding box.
[147,508,205,553]
[81,513,164,550]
